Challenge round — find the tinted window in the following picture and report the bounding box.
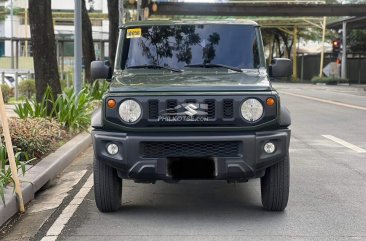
[121,24,262,70]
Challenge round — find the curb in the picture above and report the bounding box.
[0,132,92,227]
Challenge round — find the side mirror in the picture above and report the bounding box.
[269,58,292,78]
[91,61,112,82]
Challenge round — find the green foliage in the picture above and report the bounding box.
[18,79,36,99]
[348,29,366,53]
[14,86,53,119]
[311,76,349,85]
[52,88,93,133]
[6,118,66,159]
[84,80,109,100]
[0,140,35,204]
[0,84,12,103]
[15,86,94,133]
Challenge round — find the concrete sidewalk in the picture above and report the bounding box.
[273,82,366,96]
[5,104,16,118]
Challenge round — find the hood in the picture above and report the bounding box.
[109,69,272,92]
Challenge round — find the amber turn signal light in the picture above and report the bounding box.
[266,97,275,106]
[107,99,117,109]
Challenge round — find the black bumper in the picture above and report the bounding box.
[91,129,290,181]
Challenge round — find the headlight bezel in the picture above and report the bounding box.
[240,98,264,122]
[118,99,143,124]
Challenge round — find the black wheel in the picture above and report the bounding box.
[260,153,290,211]
[94,157,122,212]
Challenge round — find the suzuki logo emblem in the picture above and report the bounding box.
[184,103,199,116]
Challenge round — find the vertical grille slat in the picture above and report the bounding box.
[148,100,159,119]
[223,99,234,119]
[167,100,178,115]
[204,99,215,119]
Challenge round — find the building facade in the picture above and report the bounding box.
[0,0,109,61]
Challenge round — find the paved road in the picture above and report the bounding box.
[1,83,366,241]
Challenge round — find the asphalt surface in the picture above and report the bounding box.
[1,83,366,241]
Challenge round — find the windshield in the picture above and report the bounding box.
[120,24,264,71]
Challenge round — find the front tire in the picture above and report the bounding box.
[260,153,290,211]
[94,157,122,212]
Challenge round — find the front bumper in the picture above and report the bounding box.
[92,129,290,181]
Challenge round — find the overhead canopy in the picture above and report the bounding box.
[327,17,366,30]
[151,3,366,17]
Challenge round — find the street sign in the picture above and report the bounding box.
[323,62,340,78]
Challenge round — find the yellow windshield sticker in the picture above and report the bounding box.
[127,28,142,38]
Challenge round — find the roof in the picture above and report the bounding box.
[121,19,259,28]
[327,17,366,30]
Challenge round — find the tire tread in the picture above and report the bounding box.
[94,157,122,212]
[260,153,290,211]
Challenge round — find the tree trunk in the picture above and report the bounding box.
[107,0,119,68]
[82,0,96,83]
[29,0,61,102]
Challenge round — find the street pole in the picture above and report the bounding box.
[319,17,326,77]
[292,26,298,81]
[74,0,82,94]
[119,0,124,26]
[137,0,141,21]
[10,0,14,69]
[341,21,347,79]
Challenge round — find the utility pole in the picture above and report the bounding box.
[319,17,327,77]
[10,0,14,69]
[341,21,347,79]
[74,0,82,94]
[119,0,124,26]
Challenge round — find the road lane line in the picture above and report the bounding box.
[322,135,366,153]
[41,174,94,241]
[280,91,366,111]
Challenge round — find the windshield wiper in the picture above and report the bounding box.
[184,63,243,73]
[127,64,182,73]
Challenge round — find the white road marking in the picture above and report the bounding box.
[29,170,87,213]
[322,135,366,153]
[280,91,366,111]
[41,174,94,241]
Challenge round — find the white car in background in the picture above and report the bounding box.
[2,74,25,89]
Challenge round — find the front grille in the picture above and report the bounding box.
[141,141,241,158]
[223,99,234,119]
[148,100,159,119]
[149,98,224,120]
[205,99,215,119]
[166,100,177,115]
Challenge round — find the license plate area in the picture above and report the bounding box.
[167,157,216,179]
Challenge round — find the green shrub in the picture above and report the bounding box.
[15,86,95,133]
[0,140,34,204]
[52,88,93,133]
[0,84,12,103]
[18,79,36,99]
[14,87,53,119]
[5,118,66,159]
[311,76,349,85]
[84,80,109,101]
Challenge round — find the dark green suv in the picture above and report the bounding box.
[90,20,292,212]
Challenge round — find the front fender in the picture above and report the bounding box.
[92,108,103,128]
[279,105,291,127]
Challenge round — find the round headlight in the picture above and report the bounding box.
[119,99,142,123]
[241,98,264,122]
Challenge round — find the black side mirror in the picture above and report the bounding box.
[269,58,292,78]
[91,61,112,82]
